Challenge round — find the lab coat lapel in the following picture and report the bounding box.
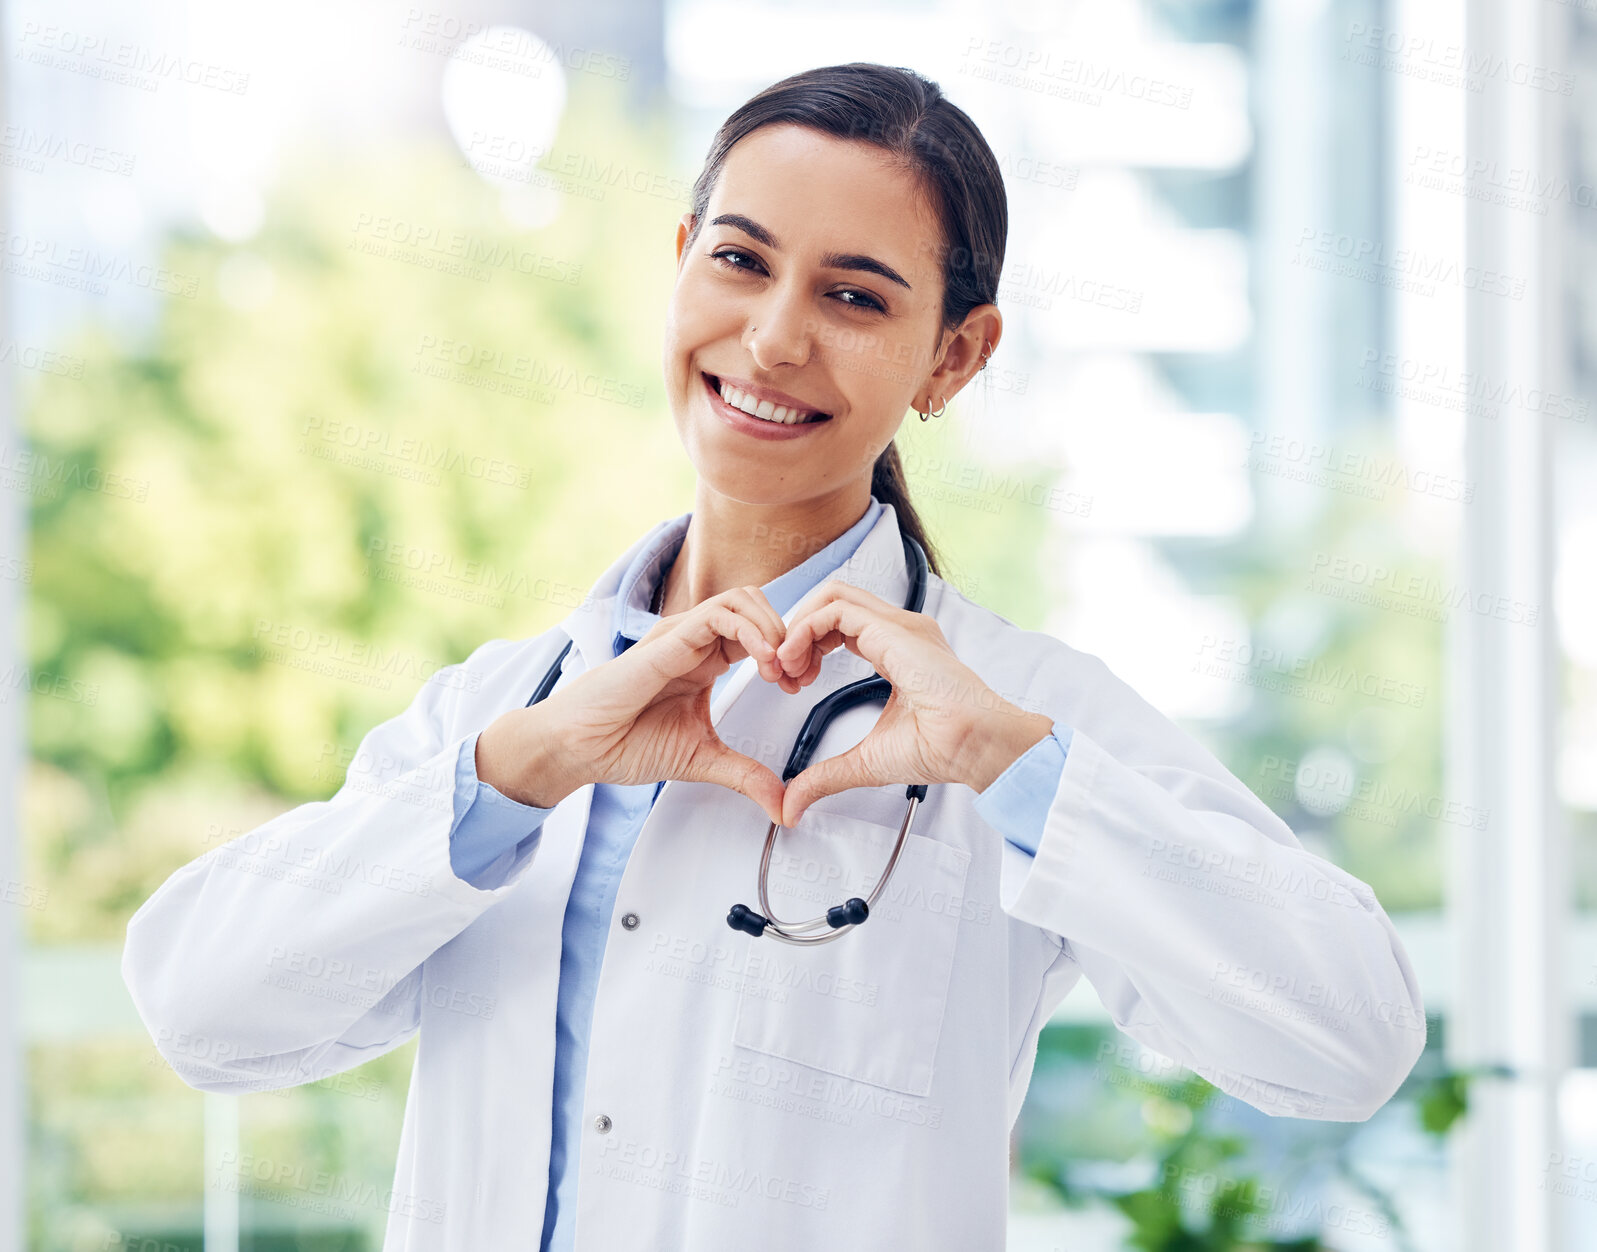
[553,510,691,675]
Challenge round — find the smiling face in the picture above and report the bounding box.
[662,123,955,509]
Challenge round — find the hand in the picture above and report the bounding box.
[773,580,1053,826]
[477,587,827,826]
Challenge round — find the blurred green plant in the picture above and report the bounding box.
[1018,1023,1502,1252]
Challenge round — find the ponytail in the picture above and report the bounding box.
[872,443,942,579]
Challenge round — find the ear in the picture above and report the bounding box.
[919,304,1003,411]
[675,213,696,273]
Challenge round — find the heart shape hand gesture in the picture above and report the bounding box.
[476,580,1051,828]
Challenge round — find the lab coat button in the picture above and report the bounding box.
[621,912,640,930]
[594,1114,613,1134]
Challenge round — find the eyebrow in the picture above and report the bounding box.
[709,212,913,291]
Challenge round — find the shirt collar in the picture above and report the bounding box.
[549,494,917,693]
[609,497,884,657]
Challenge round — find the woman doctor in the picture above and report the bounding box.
[123,62,1427,1252]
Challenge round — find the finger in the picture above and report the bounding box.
[788,643,826,688]
[722,587,789,684]
[687,739,788,827]
[778,584,897,673]
[730,615,779,675]
[775,583,848,672]
[632,605,762,685]
[780,743,878,828]
[704,604,779,668]
[718,586,830,689]
[688,600,794,688]
[774,631,829,689]
[784,577,899,630]
[781,598,893,680]
[725,585,788,652]
[772,666,804,696]
[813,628,847,658]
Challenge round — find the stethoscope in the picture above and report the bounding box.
[525,530,930,947]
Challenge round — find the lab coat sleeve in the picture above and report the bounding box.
[992,650,1427,1122]
[121,633,553,1094]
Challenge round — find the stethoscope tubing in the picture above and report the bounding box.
[752,791,923,945]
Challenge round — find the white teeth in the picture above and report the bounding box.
[716,378,820,425]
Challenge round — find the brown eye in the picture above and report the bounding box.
[711,248,762,273]
[835,288,886,313]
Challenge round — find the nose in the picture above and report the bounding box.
[745,282,813,372]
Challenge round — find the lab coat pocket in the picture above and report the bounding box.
[729,808,971,1098]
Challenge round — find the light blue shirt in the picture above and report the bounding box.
[442,496,1072,1250]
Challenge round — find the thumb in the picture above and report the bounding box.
[687,741,788,828]
[781,748,872,829]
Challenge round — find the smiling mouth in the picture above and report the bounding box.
[703,372,832,425]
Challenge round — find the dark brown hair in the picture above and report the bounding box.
[686,62,1009,578]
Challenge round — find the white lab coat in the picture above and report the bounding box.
[122,500,1426,1251]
